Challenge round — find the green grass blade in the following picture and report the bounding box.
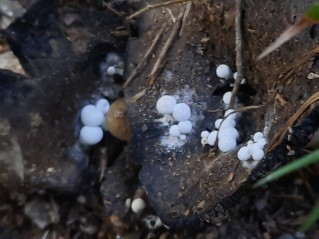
[299,200,319,233]
[254,149,319,188]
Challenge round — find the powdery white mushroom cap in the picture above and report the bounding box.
[80,126,104,145]
[253,132,264,143]
[224,109,238,120]
[220,118,236,129]
[248,142,263,155]
[218,136,237,152]
[214,119,223,129]
[156,95,177,115]
[222,91,232,105]
[179,134,187,141]
[256,138,267,148]
[216,64,232,79]
[81,105,105,126]
[207,130,218,146]
[96,99,110,115]
[233,72,238,80]
[106,66,116,76]
[237,146,251,161]
[200,130,210,138]
[252,149,264,161]
[169,125,181,137]
[173,103,191,122]
[131,198,146,214]
[219,127,239,140]
[178,120,192,134]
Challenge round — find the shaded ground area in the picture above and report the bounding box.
[0,0,318,238]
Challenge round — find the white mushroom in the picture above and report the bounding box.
[173,103,191,122]
[81,105,104,126]
[131,198,146,214]
[156,95,177,115]
[79,126,104,145]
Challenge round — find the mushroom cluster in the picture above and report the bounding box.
[200,109,239,152]
[237,132,267,165]
[156,95,193,141]
[79,98,110,145]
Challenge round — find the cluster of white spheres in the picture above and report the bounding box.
[156,95,193,140]
[79,98,110,146]
[201,109,239,152]
[237,132,267,162]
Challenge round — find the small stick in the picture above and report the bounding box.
[229,0,243,108]
[148,11,183,87]
[127,0,188,20]
[179,1,192,36]
[102,1,126,18]
[124,24,166,89]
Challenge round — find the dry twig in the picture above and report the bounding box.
[229,0,243,108]
[102,1,126,18]
[124,25,166,88]
[179,1,192,36]
[147,11,183,87]
[127,0,188,19]
[267,91,319,152]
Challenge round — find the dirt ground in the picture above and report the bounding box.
[0,0,319,238]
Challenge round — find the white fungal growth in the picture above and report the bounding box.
[256,138,267,148]
[178,120,192,134]
[207,130,218,146]
[224,109,238,120]
[237,146,251,161]
[131,198,146,214]
[169,125,181,137]
[222,91,232,105]
[179,134,187,141]
[200,131,210,138]
[214,119,223,129]
[219,127,239,140]
[253,132,264,143]
[252,149,265,161]
[79,126,104,145]
[156,95,177,115]
[173,103,191,122]
[81,105,104,127]
[95,99,110,115]
[216,64,232,79]
[218,136,237,152]
[220,118,236,129]
[106,66,116,76]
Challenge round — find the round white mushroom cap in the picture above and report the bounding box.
[131,198,146,214]
[237,146,251,161]
[81,105,105,127]
[156,95,177,115]
[200,130,210,138]
[96,99,110,115]
[214,119,223,129]
[179,134,187,141]
[169,125,181,137]
[256,138,267,148]
[219,127,239,140]
[253,132,264,143]
[222,91,232,105]
[207,130,218,146]
[216,64,232,79]
[248,142,263,155]
[224,109,238,120]
[178,120,192,134]
[218,136,237,152]
[252,149,265,161]
[220,118,236,129]
[106,66,116,76]
[79,126,104,145]
[173,103,191,122]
